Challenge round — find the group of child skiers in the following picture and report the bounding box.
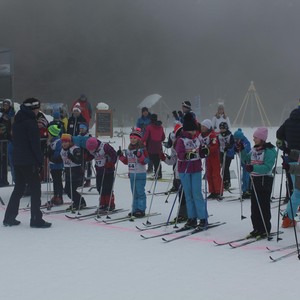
[43,99,300,241]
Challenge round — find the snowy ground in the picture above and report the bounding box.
[0,127,299,300]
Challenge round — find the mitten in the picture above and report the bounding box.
[245,164,254,173]
[199,146,210,158]
[116,149,123,156]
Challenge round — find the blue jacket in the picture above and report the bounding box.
[12,105,43,167]
[136,115,151,136]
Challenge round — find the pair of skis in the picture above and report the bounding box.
[65,208,128,220]
[42,205,97,215]
[267,243,300,262]
[140,221,226,242]
[213,231,283,248]
[95,212,161,224]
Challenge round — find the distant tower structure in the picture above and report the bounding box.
[233,81,271,127]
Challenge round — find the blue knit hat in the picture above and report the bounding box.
[233,128,245,140]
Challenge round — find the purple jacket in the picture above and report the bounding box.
[175,131,203,173]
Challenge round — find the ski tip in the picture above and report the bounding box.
[269,256,275,262]
[162,238,168,242]
[140,235,146,239]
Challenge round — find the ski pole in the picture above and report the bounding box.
[286,173,300,259]
[145,160,162,225]
[276,166,284,241]
[129,156,138,222]
[106,151,120,219]
[237,153,246,220]
[220,150,226,193]
[271,147,279,200]
[172,186,185,228]
[95,167,106,218]
[76,162,88,216]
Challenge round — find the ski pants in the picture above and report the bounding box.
[250,175,272,233]
[179,171,207,220]
[129,172,147,212]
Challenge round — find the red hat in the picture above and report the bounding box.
[173,123,183,137]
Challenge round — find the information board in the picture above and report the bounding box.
[95,109,113,137]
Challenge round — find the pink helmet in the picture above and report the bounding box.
[86,137,100,152]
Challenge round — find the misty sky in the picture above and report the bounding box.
[0,0,300,125]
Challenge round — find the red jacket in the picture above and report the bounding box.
[142,123,165,154]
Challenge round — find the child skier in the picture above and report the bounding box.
[218,122,234,190]
[240,127,276,238]
[199,119,222,199]
[60,133,87,210]
[78,123,92,187]
[118,128,149,218]
[86,137,117,211]
[233,128,252,199]
[46,124,64,205]
[160,123,188,222]
[175,113,208,228]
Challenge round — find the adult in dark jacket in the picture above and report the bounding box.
[3,98,51,228]
[277,106,300,152]
[142,114,165,179]
[277,105,300,202]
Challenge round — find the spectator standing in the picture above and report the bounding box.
[0,99,15,186]
[3,98,51,228]
[136,107,151,137]
[211,104,231,132]
[71,94,92,126]
[67,106,87,136]
[142,114,165,179]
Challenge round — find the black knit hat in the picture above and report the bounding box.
[23,98,40,110]
[183,112,197,131]
[182,101,192,109]
[151,113,158,123]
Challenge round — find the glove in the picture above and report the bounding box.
[116,149,123,156]
[235,142,244,152]
[67,151,74,160]
[281,156,290,172]
[224,143,231,152]
[185,152,197,160]
[172,111,179,120]
[276,139,283,148]
[133,150,142,158]
[199,146,209,158]
[245,164,254,173]
[159,152,166,161]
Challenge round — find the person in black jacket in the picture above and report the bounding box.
[276,104,300,203]
[3,98,52,228]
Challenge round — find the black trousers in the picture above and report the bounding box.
[96,171,114,196]
[251,176,273,233]
[0,140,8,185]
[149,153,162,178]
[220,152,232,184]
[50,169,63,197]
[4,165,43,223]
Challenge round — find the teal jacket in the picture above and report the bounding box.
[241,142,276,176]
